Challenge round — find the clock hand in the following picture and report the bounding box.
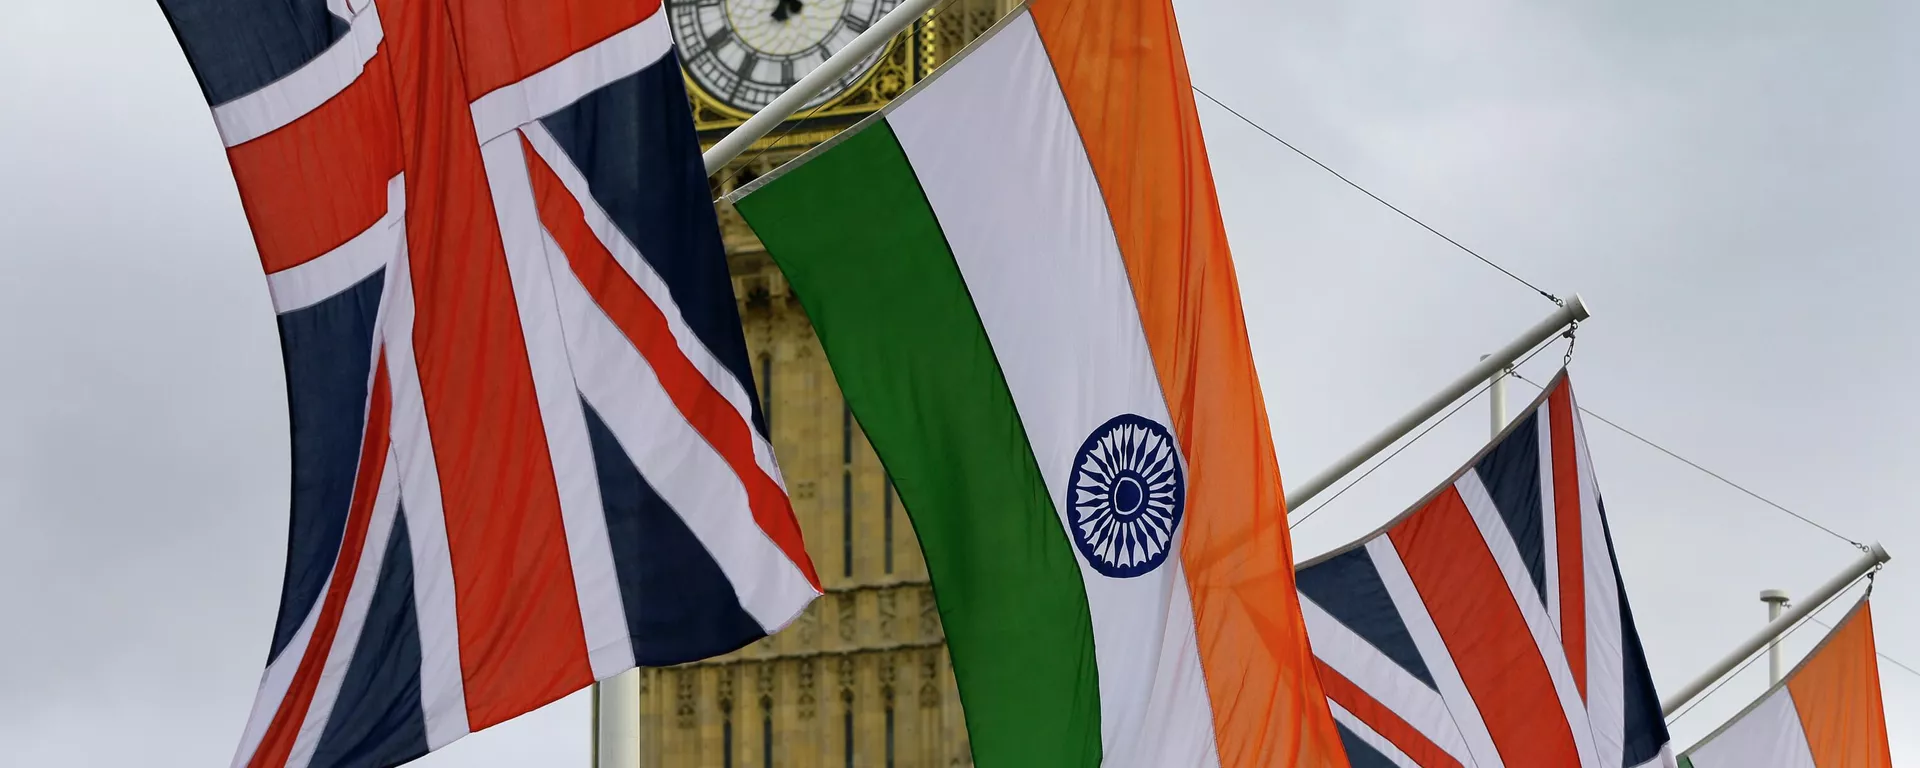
[770,0,803,22]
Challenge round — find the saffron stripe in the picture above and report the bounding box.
[1785,602,1892,768]
[385,0,592,728]
[1315,662,1462,768]
[249,358,393,768]
[524,135,820,594]
[1549,382,1586,696]
[1390,487,1583,767]
[1026,2,1341,763]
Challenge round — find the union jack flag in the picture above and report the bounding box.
[156,2,823,766]
[1296,372,1674,768]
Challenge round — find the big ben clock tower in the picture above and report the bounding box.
[627,2,1020,766]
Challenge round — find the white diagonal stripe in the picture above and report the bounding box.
[266,174,404,314]
[1326,699,1421,768]
[1300,595,1473,764]
[230,574,330,768]
[478,134,635,679]
[383,245,471,750]
[468,13,672,143]
[213,3,384,147]
[1455,471,1602,768]
[1368,536,1506,768]
[520,122,784,491]
[285,451,402,768]
[1572,393,1628,767]
[1536,402,1560,630]
[544,226,819,632]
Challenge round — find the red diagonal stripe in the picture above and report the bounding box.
[521,134,822,592]
[386,0,593,729]
[249,356,392,768]
[1548,381,1585,697]
[1391,487,1582,767]
[1315,660,1462,767]
[449,0,662,98]
[227,51,402,274]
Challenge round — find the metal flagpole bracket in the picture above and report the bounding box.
[1660,542,1892,717]
[702,0,947,175]
[1285,294,1591,512]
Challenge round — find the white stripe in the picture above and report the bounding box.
[266,174,405,313]
[1572,395,1629,766]
[479,135,636,678]
[544,227,820,632]
[1134,557,1225,767]
[468,13,672,143]
[1682,688,1816,768]
[285,452,403,768]
[1455,472,1602,767]
[382,246,471,750]
[1299,595,1473,764]
[1368,536,1507,768]
[885,15,1217,765]
[212,3,384,147]
[230,574,331,768]
[1325,699,1421,768]
[1537,402,1560,630]
[520,122,785,491]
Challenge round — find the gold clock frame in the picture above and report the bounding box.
[685,5,975,137]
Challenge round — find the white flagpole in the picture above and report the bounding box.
[1760,589,1790,685]
[1660,543,1890,717]
[1485,353,1508,438]
[1286,296,1590,512]
[595,670,642,767]
[702,0,947,175]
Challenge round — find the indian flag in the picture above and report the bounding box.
[1680,597,1893,768]
[729,1,1345,766]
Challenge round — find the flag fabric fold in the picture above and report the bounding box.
[729,2,1347,765]
[1294,371,1676,768]
[157,1,821,766]
[1680,596,1893,768]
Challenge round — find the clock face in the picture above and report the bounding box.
[671,0,903,114]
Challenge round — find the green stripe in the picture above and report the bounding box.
[736,121,1101,767]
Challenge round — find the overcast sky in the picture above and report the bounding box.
[2,0,1915,765]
